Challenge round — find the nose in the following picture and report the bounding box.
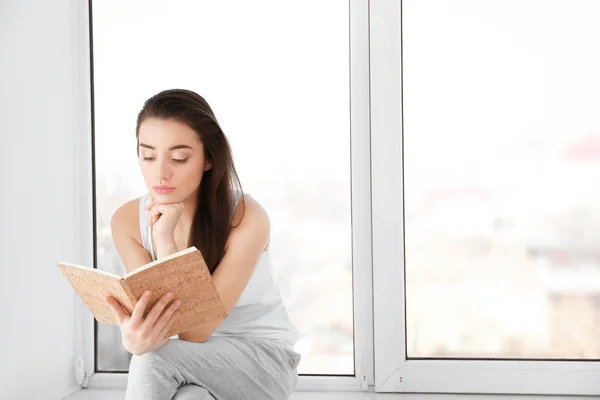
[157,157,173,183]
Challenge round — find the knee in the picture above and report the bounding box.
[127,349,180,392]
[126,350,181,400]
[129,341,178,378]
[128,351,165,379]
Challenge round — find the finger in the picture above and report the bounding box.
[105,296,130,325]
[143,292,177,329]
[152,297,182,335]
[157,307,182,340]
[148,207,161,227]
[153,212,160,225]
[151,204,173,225]
[153,203,173,214]
[130,290,152,325]
[146,199,156,211]
[147,203,158,225]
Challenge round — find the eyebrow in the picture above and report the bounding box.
[138,143,193,151]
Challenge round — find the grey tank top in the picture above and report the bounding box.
[138,191,300,350]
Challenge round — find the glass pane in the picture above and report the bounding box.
[92,0,353,374]
[404,0,600,359]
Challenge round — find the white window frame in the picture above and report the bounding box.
[72,0,375,392]
[370,0,600,395]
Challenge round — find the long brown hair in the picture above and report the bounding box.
[135,89,244,273]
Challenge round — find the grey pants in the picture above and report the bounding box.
[125,336,301,400]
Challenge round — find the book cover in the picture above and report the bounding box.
[58,246,228,338]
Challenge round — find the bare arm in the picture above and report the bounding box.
[155,240,179,260]
[110,199,152,273]
[107,199,181,355]
[177,195,270,343]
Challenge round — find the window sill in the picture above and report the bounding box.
[64,389,589,400]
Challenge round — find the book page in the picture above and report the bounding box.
[123,248,227,337]
[58,263,129,326]
[124,246,196,278]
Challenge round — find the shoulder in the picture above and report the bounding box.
[110,196,152,271]
[227,194,270,251]
[230,194,268,227]
[110,197,143,245]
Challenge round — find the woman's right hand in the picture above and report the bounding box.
[146,196,184,244]
[106,290,182,356]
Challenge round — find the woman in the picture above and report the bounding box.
[105,89,301,400]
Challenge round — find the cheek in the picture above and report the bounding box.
[138,161,152,183]
[178,162,204,186]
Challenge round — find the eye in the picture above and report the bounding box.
[142,156,155,161]
[173,158,188,164]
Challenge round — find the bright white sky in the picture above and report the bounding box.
[92,0,350,197]
[93,0,600,202]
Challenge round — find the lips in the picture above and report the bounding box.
[153,186,175,194]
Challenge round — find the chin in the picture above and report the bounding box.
[152,191,189,204]
[150,191,174,199]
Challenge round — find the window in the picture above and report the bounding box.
[81,0,600,395]
[372,0,600,394]
[90,0,360,377]
[403,0,600,361]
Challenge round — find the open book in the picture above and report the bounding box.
[58,246,227,338]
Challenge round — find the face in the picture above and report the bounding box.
[137,118,211,203]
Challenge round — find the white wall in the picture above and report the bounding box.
[0,0,83,398]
